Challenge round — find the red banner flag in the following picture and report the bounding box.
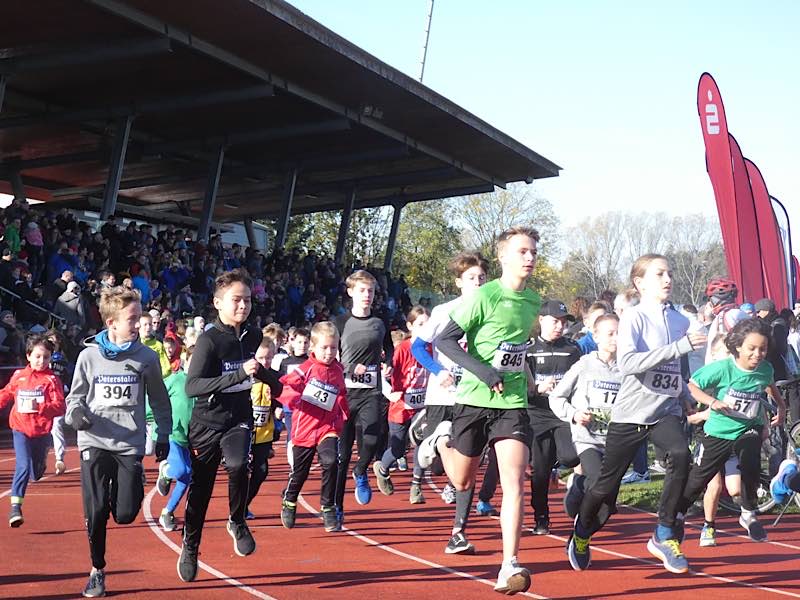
[746,159,789,310]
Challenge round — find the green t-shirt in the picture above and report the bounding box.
[449,279,541,409]
[690,356,773,440]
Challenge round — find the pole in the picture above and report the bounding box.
[419,0,435,82]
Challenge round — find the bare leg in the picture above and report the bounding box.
[494,438,530,562]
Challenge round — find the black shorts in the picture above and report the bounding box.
[422,404,454,437]
[450,404,531,458]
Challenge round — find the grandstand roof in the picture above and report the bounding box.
[0,0,561,224]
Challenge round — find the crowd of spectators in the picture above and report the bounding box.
[0,197,413,369]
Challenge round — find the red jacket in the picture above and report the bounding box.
[277,354,349,448]
[388,339,429,424]
[0,365,66,438]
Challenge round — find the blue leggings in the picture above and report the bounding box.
[12,430,49,502]
[165,441,192,513]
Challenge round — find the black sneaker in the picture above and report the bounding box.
[533,515,550,535]
[82,568,105,597]
[739,513,768,542]
[281,501,297,529]
[322,506,339,532]
[8,503,23,528]
[444,531,476,555]
[177,543,198,582]
[226,519,256,556]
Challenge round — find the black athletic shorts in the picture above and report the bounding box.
[423,404,454,436]
[450,404,531,457]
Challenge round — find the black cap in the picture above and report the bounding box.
[539,300,574,320]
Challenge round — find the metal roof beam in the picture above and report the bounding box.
[0,37,172,75]
[84,0,502,187]
[0,84,274,129]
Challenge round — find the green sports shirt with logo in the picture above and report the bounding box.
[449,279,541,409]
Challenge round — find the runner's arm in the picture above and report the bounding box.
[410,337,444,376]
[185,333,247,397]
[436,319,502,389]
[145,356,172,444]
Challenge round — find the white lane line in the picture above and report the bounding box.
[425,475,800,598]
[0,466,80,498]
[142,486,279,600]
[295,492,547,599]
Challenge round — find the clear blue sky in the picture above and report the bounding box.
[288,0,800,248]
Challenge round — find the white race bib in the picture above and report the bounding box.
[491,342,527,373]
[403,387,427,410]
[345,365,379,389]
[301,379,339,411]
[586,380,620,409]
[643,363,681,397]
[720,389,762,420]
[95,374,139,407]
[221,360,253,393]
[16,389,43,414]
[252,405,270,427]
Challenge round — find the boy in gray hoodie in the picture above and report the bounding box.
[66,286,171,598]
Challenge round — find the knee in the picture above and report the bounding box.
[668,447,690,469]
[114,507,140,525]
[225,455,248,474]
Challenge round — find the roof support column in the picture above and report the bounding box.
[274,168,298,249]
[335,188,356,267]
[197,144,225,244]
[243,216,260,250]
[0,76,6,113]
[384,200,405,272]
[100,116,133,220]
[10,171,26,203]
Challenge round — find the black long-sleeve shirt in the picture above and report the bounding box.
[187,318,282,430]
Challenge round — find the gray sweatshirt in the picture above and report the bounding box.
[65,341,171,455]
[613,300,693,425]
[549,351,622,453]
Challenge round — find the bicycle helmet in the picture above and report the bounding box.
[705,277,738,304]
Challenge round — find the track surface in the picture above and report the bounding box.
[2,440,800,600]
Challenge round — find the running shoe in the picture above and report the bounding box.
[699,524,716,547]
[281,500,297,529]
[440,483,456,505]
[771,459,798,504]
[353,471,373,505]
[563,473,584,518]
[417,420,452,469]
[650,461,667,475]
[476,500,498,516]
[55,459,66,476]
[494,556,531,594]
[322,506,339,532]
[373,462,394,496]
[245,509,255,520]
[177,541,198,582]
[567,516,591,571]
[409,483,426,504]
[739,512,768,542]
[646,535,688,574]
[156,461,172,497]
[226,519,256,556]
[533,515,550,535]
[409,408,428,447]
[445,531,475,555]
[8,503,23,528]
[621,470,651,485]
[159,508,177,532]
[397,457,408,471]
[82,568,105,598]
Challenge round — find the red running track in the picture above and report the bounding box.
[2,442,800,600]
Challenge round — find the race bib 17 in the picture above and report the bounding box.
[586,379,620,409]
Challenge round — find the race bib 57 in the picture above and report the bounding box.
[720,389,762,420]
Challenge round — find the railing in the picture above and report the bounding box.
[0,283,66,324]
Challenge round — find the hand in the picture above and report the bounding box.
[382,364,393,378]
[353,364,367,376]
[711,399,734,416]
[573,410,592,426]
[155,441,169,462]
[537,377,556,395]
[242,358,260,376]
[437,371,455,389]
[274,406,283,419]
[388,391,403,403]
[70,405,93,431]
[688,332,708,349]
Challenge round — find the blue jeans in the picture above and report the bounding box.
[632,439,648,474]
[12,430,50,502]
[165,441,192,513]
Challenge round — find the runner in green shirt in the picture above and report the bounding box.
[417,226,541,595]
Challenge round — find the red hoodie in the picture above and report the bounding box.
[0,365,65,437]
[277,354,349,448]
[388,338,429,424]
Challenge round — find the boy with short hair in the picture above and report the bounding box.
[278,321,349,532]
[65,287,172,598]
[178,269,282,583]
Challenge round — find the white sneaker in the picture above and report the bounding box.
[55,460,66,475]
[441,483,456,505]
[417,421,452,469]
[494,556,531,594]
